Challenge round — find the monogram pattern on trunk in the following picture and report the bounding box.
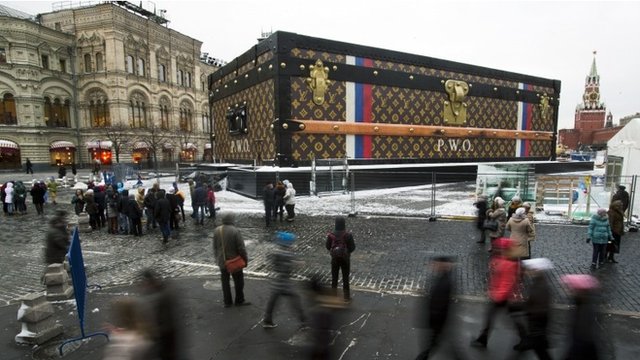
[212,80,275,162]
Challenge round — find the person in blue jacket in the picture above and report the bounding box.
[587,208,614,270]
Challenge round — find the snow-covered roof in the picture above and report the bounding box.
[0,4,36,21]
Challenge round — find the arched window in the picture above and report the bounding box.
[137,58,145,76]
[126,55,134,74]
[53,98,64,127]
[84,53,92,72]
[185,72,191,88]
[44,97,53,127]
[177,70,183,86]
[0,93,17,125]
[159,97,171,129]
[88,90,110,127]
[201,106,210,134]
[62,99,71,127]
[179,101,193,132]
[158,64,166,82]
[129,92,147,128]
[95,52,104,71]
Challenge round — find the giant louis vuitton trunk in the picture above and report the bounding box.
[209,31,560,167]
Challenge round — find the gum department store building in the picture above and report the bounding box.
[0,2,219,170]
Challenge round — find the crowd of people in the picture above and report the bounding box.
[0,178,58,216]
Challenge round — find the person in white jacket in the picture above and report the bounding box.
[283,180,296,222]
[4,182,14,215]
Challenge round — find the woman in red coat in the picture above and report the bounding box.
[471,238,524,348]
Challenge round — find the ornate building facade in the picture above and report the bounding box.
[0,2,218,170]
[559,53,622,151]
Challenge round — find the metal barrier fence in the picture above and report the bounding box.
[325,171,639,225]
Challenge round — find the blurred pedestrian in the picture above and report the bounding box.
[325,216,356,302]
[118,189,131,235]
[506,207,535,260]
[206,184,216,220]
[607,200,624,263]
[611,184,630,214]
[263,181,275,227]
[561,274,601,360]
[25,158,33,174]
[587,208,613,270]
[192,182,207,226]
[283,180,296,222]
[261,231,306,328]
[213,212,250,307]
[47,177,58,205]
[58,165,67,179]
[139,269,184,360]
[273,181,286,222]
[106,186,120,234]
[515,258,553,359]
[471,238,525,348]
[154,190,172,244]
[307,276,342,360]
[103,298,152,360]
[474,195,488,243]
[485,197,507,251]
[415,256,457,360]
[44,210,69,265]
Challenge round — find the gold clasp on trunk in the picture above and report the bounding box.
[539,93,550,122]
[443,80,469,126]
[306,59,331,105]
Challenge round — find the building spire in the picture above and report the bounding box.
[589,50,598,78]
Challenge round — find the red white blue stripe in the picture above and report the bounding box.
[345,56,373,159]
[516,83,533,157]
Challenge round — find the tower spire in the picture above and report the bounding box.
[589,50,598,78]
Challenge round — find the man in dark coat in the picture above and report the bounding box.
[30,181,47,216]
[127,193,143,236]
[94,186,107,229]
[415,256,456,359]
[154,190,172,244]
[611,185,630,213]
[25,158,33,174]
[474,195,488,243]
[213,212,249,307]
[144,187,158,230]
[166,189,180,231]
[263,181,275,227]
[192,182,207,226]
[325,216,356,302]
[44,210,70,265]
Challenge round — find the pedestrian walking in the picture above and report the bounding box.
[474,195,488,243]
[283,180,296,222]
[260,231,306,329]
[561,274,601,360]
[506,207,535,260]
[192,182,207,226]
[58,165,67,180]
[415,256,459,360]
[102,297,152,360]
[263,181,275,227]
[273,181,286,222]
[44,210,70,265]
[515,258,553,360]
[25,158,33,174]
[325,216,356,302]
[47,177,58,205]
[587,208,613,270]
[154,190,172,244]
[139,269,184,360]
[213,212,250,307]
[471,238,525,349]
[611,184,630,214]
[607,200,624,263]
[485,197,507,251]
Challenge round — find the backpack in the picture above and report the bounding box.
[329,232,349,258]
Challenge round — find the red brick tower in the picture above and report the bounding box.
[574,51,606,145]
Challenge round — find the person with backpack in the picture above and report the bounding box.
[325,216,356,303]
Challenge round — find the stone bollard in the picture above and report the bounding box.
[44,263,74,301]
[76,212,92,233]
[15,293,63,345]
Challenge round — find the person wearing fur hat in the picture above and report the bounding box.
[607,200,624,263]
[506,207,535,260]
[587,208,614,269]
[611,184,630,213]
[515,258,553,358]
[261,231,306,328]
[471,238,524,349]
[485,197,507,251]
[508,195,523,219]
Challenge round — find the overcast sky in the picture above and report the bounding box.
[5,1,640,130]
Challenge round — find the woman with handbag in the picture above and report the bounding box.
[607,200,624,263]
[485,197,507,251]
[213,212,250,307]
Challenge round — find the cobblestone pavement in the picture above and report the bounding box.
[1,183,639,313]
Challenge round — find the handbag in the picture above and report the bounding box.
[219,226,246,273]
[483,218,498,231]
